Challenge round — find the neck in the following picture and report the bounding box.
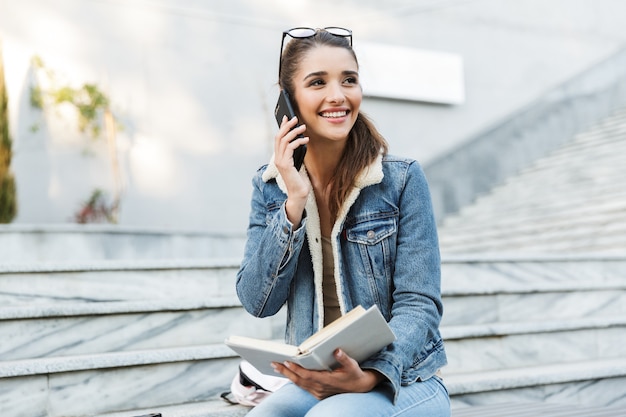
[303,140,345,187]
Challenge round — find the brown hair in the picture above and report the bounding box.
[279,30,389,219]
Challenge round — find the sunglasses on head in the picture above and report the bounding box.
[278,27,353,79]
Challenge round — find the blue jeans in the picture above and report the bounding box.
[245,376,450,417]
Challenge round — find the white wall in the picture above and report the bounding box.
[2,0,626,233]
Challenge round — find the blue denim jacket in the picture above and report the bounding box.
[236,154,447,401]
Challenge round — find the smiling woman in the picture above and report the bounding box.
[235,27,450,417]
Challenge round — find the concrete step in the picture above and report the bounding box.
[511,147,626,184]
[0,301,284,361]
[440,255,626,327]
[518,131,626,174]
[0,259,241,306]
[442,316,626,373]
[441,195,626,235]
[3,294,621,374]
[440,221,626,255]
[443,286,626,326]
[0,345,242,417]
[95,401,250,417]
[447,357,626,408]
[0,224,246,263]
[443,238,626,256]
[498,163,626,195]
[443,186,626,234]
[440,255,626,295]
[451,401,626,417]
[86,358,626,417]
[445,196,626,235]
[4,256,623,327]
[3,256,623,338]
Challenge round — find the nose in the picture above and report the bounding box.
[326,81,345,104]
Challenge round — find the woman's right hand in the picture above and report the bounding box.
[274,116,310,227]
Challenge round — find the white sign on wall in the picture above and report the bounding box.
[356,42,465,105]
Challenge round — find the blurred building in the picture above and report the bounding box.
[1,0,625,233]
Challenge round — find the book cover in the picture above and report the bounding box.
[225,305,396,375]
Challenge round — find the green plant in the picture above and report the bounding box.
[29,55,124,224]
[74,188,118,224]
[0,40,17,223]
[30,56,113,139]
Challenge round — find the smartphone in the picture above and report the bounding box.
[274,90,307,170]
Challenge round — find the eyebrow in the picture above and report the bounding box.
[302,70,359,81]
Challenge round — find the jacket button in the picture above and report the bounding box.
[367,230,376,239]
[283,226,289,234]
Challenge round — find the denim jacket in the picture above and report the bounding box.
[236,153,447,402]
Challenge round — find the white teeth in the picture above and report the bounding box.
[321,111,347,118]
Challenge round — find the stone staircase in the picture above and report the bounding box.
[440,254,626,408]
[1,238,625,416]
[0,251,296,417]
[438,106,626,255]
[3,106,626,415]
[434,106,626,410]
[0,257,274,417]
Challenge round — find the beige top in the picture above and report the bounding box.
[321,236,342,326]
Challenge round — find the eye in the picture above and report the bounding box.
[309,79,325,86]
[344,76,359,85]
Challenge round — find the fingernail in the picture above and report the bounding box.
[283,361,291,368]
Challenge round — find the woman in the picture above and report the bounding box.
[236,27,450,417]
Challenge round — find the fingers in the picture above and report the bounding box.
[271,361,298,379]
[275,362,331,400]
[275,116,307,155]
[272,361,315,382]
[333,349,359,370]
[270,351,367,400]
[274,117,306,172]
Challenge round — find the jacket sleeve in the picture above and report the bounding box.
[235,170,308,318]
[360,161,444,402]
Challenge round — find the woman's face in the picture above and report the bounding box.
[292,45,362,144]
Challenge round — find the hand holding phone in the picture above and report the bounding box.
[274,90,307,171]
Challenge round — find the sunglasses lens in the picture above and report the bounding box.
[287,28,316,38]
[324,27,352,37]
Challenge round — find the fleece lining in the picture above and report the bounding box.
[262,154,384,329]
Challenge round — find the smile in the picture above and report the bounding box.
[320,110,348,118]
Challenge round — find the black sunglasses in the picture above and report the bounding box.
[278,27,353,79]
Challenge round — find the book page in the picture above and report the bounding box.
[299,305,366,352]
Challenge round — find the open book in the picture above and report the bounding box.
[225,305,396,375]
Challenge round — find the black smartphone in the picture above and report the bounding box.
[274,90,307,170]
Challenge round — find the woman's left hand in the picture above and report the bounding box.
[271,349,384,400]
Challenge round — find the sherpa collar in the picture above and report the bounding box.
[261,153,384,329]
[261,153,384,192]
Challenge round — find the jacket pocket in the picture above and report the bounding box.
[344,211,398,305]
[345,211,397,244]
